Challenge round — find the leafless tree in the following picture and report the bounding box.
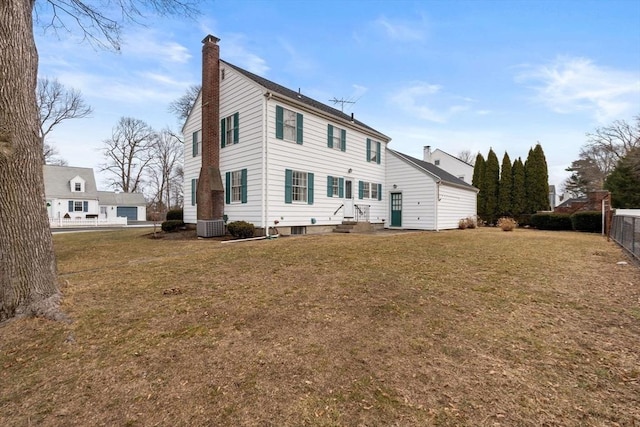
[563,115,640,197]
[101,117,157,193]
[168,84,201,122]
[1,0,199,323]
[37,77,92,164]
[457,149,476,165]
[146,128,183,215]
[43,142,69,166]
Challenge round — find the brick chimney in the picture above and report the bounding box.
[196,35,225,236]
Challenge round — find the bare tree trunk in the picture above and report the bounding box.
[0,0,63,322]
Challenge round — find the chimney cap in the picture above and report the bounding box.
[202,34,220,44]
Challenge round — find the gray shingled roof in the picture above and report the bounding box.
[98,191,147,206]
[43,165,98,199]
[221,60,389,140]
[388,149,478,190]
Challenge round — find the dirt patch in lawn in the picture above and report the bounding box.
[1,227,639,426]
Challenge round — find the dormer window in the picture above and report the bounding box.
[70,175,86,192]
[75,182,82,192]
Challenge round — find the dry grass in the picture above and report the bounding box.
[1,228,639,426]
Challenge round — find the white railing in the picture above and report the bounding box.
[49,217,128,228]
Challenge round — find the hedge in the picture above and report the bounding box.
[161,220,185,232]
[166,209,183,221]
[227,221,255,239]
[530,213,573,230]
[571,211,602,233]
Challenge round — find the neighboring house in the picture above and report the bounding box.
[43,165,147,222]
[97,191,147,221]
[183,35,477,235]
[422,146,474,184]
[43,165,100,219]
[386,150,478,230]
[549,185,557,209]
[554,190,610,214]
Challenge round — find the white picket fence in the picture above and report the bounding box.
[49,217,128,228]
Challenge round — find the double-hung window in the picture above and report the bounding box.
[366,138,381,164]
[327,124,346,151]
[358,181,382,201]
[225,169,247,204]
[285,169,314,204]
[276,106,303,144]
[221,113,239,147]
[74,182,82,192]
[326,176,344,197]
[192,131,201,157]
[191,178,198,206]
[74,201,83,212]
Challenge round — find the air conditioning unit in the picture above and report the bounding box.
[197,219,225,237]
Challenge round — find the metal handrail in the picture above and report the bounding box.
[333,204,344,215]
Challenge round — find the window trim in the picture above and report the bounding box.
[221,112,239,147]
[192,131,201,157]
[225,169,247,204]
[366,138,381,164]
[327,124,346,151]
[276,105,303,144]
[285,169,314,204]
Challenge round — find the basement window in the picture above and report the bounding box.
[291,226,306,235]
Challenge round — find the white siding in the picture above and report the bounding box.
[182,92,202,224]
[47,198,100,219]
[427,149,474,184]
[264,99,387,230]
[386,152,438,230]
[437,184,477,229]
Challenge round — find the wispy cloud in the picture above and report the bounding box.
[516,56,640,122]
[390,82,472,123]
[123,31,191,64]
[223,33,269,75]
[374,16,427,42]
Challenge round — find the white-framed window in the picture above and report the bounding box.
[276,105,303,144]
[292,170,307,203]
[331,177,340,197]
[192,130,201,157]
[359,181,382,200]
[221,113,239,147]
[231,170,242,203]
[435,159,440,165]
[367,139,381,164]
[327,124,346,151]
[74,182,82,191]
[74,201,83,212]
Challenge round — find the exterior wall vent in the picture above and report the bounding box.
[197,219,225,237]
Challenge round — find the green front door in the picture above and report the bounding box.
[390,192,402,227]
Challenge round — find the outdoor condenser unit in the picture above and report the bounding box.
[197,219,225,237]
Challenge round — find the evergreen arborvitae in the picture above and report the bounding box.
[525,144,550,212]
[605,147,640,208]
[498,152,512,216]
[511,158,526,217]
[482,149,500,224]
[472,153,486,220]
[524,148,535,213]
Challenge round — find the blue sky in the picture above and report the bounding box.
[35,0,640,192]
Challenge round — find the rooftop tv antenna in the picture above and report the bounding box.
[329,97,356,113]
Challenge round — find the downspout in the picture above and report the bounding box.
[435,180,440,232]
[262,92,270,236]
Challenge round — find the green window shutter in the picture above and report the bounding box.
[366,138,371,162]
[192,132,198,156]
[225,172,231,204]
[327,175,333,197]
[234,112,239,144]
[220,118,226,148]
[241,168,247,203]
[376,141,381,164]
[339,178,344,198]
[276,106,284,140]
[68,201,73,211]
[307,172,314,205]
[191,179,197,206]
[83,201,88,212]
[284,169,292,204]
[358,180,364,199]
[341,129,346,152]
[296,113,303,145]
[377,183,382,201]
[327,124,333,148]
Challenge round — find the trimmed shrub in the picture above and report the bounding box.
[497,217,517,231]
[571,211,602,233]
[458,216,477,229]
[166,209,183,221]
[227,220,255,239]
[161,220,184,232]
[531,213,572,230]
[515,214,532,227]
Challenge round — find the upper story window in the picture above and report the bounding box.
[70,176,85,192]
[221,113,239,147]
[192,130,201,157]
[327,124,346,151]
[225,169,247,204]
[74,182,82,192]
[435,159,440,165]
[276,105,303,144]
[366,138,381,164]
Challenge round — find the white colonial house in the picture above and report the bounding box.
[183,35,477,235]
[43,165,147,226]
